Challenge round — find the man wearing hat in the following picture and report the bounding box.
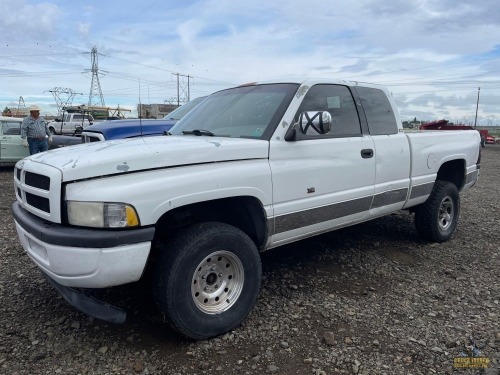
[21,105,52,155]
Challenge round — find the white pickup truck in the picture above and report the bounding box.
[12,79,481,339]
[47,113,94,135]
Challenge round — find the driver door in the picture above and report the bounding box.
[1,120,29,162]
[269,84,376,245]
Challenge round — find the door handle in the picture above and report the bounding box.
[361,149,374,158]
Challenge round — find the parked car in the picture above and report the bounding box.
[485,135,496,144]
[0,116,29,164]
[81,118,177,143]
[47,113,94,135]
[162,96,206,121]
[50,97,206,148]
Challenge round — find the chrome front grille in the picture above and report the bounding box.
[14,162,63,223]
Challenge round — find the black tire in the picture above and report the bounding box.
[49,127,56,135]
[415,181,460,242]
[153,222,262,340]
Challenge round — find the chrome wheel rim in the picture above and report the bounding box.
[438,196,454,231]
[191,250,244,314]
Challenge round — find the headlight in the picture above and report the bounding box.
[67,201,139,228]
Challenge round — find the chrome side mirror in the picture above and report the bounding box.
[298,111,332,135]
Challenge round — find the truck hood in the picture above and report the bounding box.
[26,135,270,182]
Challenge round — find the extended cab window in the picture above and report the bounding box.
[357,87,398,135]
[294,84,361,138]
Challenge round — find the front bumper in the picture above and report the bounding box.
[13,202,155,288]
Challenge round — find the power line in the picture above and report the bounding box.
[0,71,80,77]
[0,52,85,58]
[342,56,500,79]
[101,53,236,86]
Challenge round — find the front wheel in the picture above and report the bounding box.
[49,127,56,135]
[414,181,460,242]
[153,222,262,340]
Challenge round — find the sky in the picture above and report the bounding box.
[1,0,500,124]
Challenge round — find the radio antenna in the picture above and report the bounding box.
[138,79,143,136]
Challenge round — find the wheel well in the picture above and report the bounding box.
[153,196,268,251]
[436,159,466,190]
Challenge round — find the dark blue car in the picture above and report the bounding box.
[81,118,176,143]
[50,96,206,148]
[83,96,206,143]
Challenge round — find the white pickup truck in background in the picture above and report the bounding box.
[47,113,94,135]
[12,79,481,340]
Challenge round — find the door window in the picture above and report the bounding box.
[2,121,22,135]
[294,85,362,139]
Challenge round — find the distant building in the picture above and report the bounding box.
[11,108,29,118]
[409,120,422,129]
[137,104,179,119]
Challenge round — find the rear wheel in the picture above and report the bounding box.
[415,181,460,242]
[49,127,56,135]
[153,222,262,340]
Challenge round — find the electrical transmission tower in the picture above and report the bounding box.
[12,96,27,116]
[17,96,26,111]
[45,87,82,114]
[86,46,106,107]
[172,73,192,106]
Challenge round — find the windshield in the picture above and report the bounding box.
[162,96,206,120]
[169,83,298,139]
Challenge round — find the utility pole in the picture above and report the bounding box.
[172,73,192,106]
[474,87,480,128]
[85,46,106,107]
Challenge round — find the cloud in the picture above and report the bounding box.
[0,0,62,42]
[78,23,90,40]
[1,0,499,123]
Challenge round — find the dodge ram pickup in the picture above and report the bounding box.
[12,79,481,340]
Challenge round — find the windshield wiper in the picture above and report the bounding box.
[182,129,215,136]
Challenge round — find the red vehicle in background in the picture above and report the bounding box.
[485,135,496,144]
[419,119,490,147]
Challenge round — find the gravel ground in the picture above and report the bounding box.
[0,146,499,375]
